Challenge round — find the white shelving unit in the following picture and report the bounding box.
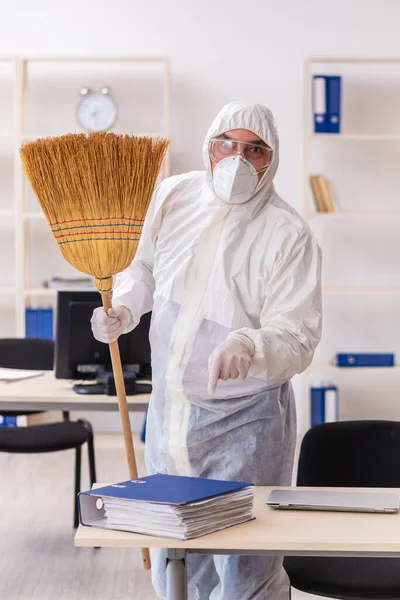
[301,56,400,434]
[0,56,171,337]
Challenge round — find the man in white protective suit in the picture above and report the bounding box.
[91,100,322,599]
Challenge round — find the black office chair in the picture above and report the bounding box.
[284,420,400,599]
[0,337,53,420]
[0,338,96,528]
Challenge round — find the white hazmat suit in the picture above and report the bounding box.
[110,101,322,599]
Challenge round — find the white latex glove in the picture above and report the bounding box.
[90,304,132,344]
[207,335,255,397]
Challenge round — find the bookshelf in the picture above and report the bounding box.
[0,56,171,337]
[301,56,400,434]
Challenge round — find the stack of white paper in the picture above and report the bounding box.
[0,368,44,382]
[102,488,254,539]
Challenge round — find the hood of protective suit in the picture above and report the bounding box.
[202,101,279,210]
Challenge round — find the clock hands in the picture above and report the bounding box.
[91,109,99,127]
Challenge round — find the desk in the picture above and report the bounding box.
[0,372,150,412]
[75,485,400,600]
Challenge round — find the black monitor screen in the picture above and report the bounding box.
[54,290,151,379]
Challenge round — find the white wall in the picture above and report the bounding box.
[2,0,400,430]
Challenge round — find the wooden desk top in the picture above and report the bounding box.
[74,486,400,556]
[0,372,150,411]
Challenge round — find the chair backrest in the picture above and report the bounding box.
[297,420,400,488]
[0,338,54,370]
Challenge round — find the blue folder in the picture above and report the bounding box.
[311,386,325,427]
[336,353,394,367]
[0,416,18,428]
[326,75,341,133]
[312,75,328,133]
[38,308,53,340]
[310,385,339,427]
[25,308,38,338]
[25,308,53,339]
[79,474,253,506]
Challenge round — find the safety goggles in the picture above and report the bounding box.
[209,137,273,172]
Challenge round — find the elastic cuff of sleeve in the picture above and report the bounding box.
[121,305,134,332]
[229,332,256,357]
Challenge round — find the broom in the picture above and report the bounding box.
[20,132,169,571]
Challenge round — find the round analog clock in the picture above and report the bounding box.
[76,87,118,133]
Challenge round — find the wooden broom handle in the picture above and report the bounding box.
[101,291,151,572]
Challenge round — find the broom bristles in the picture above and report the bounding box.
[20,133,169,292]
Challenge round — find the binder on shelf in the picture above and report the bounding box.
[326,75,341,134]
[0,415,27,427]
[324,386,339,422]
[0,416,17,428]
[78,474,254,540]
[310,384,339,427]
[25,308,38,338]
[309,176,326,212]
[38,308,53,340]
[318,175,335,212]
[312,75,328,133]
[310,175,335,212]
[336,353,395,367]
[25,308,54,340]
[43,276,95,290]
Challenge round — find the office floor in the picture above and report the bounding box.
[0,433,320,600]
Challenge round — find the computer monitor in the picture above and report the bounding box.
[54,290,152,382]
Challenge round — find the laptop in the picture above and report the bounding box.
[266,489,400,513]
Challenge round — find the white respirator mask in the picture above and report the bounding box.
[212,155,259,205]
